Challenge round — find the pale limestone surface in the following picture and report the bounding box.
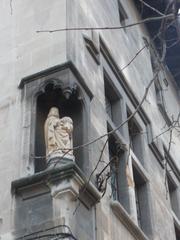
[0,0,180,240]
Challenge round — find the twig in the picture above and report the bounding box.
[73,70,159,214]
[36,14,175,33]
[138,0,165,16]
[73,138,108,214]
[32,17,177,162]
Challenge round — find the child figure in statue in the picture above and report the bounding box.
[44,107,74,165]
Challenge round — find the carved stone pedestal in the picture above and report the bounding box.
[46,154,75,169]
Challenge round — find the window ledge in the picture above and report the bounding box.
[110,200,149,240]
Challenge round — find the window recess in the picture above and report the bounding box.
[174,221,180,240]
[131,161,152,236]
[106,125,133,214]
[104,71,123,131]
[150,46,171,127]
[154,78,171,126]
[167,173,180,219]
[133,164,146,228]
[164,150,180,220]
[127,110,144,164]
[108,133,125,201]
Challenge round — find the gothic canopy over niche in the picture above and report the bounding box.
[19,62,93,174]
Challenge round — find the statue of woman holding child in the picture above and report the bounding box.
[44,107,74,164]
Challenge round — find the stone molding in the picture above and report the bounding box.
[19,61,93,100]
[83,35,100,65]
[110,200,149,240]
[12,162,101,208]
[173,210,180,231]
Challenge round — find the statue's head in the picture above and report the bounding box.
[48,107,59,118]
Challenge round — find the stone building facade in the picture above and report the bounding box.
[0,0,180,239]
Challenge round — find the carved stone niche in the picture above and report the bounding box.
[19,62,93,176]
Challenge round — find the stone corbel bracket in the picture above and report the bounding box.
[11,163,101,209]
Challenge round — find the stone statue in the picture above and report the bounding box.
[44,107,74,162]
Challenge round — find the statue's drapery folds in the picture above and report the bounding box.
[44,107,74,162]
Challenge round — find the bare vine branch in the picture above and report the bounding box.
[138,0,165,16]
[36,13,175,33]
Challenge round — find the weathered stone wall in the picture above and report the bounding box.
[0,0,68,237]
[0,0,180,239]
[66,0,180,239]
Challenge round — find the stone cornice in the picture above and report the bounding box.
[12,162,101,207]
